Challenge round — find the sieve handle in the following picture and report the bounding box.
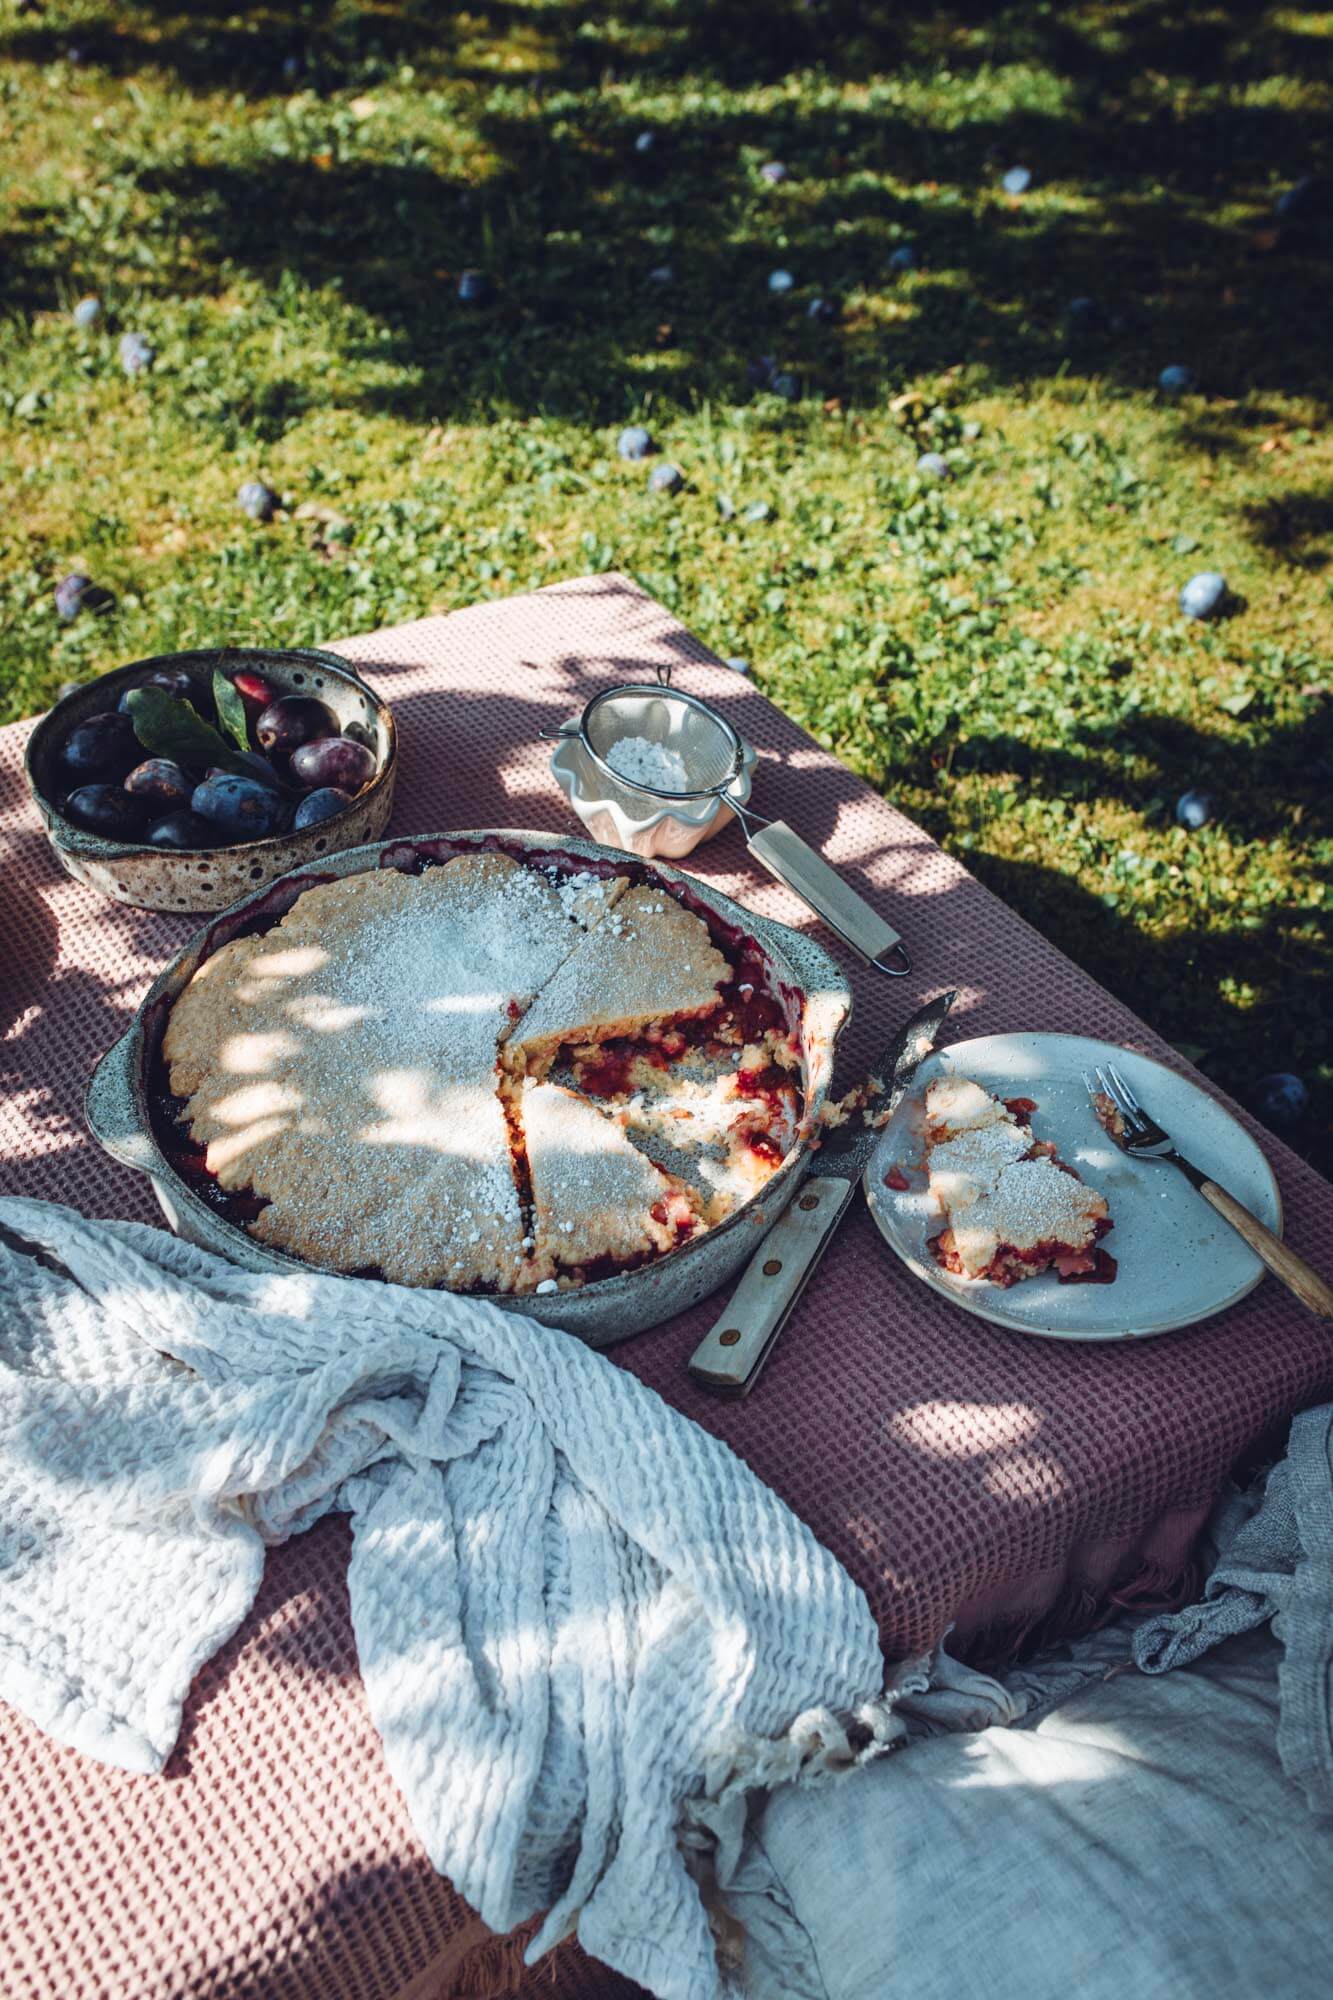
[744,820,911,976]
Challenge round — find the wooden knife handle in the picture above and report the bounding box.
[1198,1179,1333,1319]
[687,1176,854,1397]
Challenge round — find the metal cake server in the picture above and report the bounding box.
[688,989,957,1397]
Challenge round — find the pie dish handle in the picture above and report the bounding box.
[86,1024,160,1173]
[741,818,911,976]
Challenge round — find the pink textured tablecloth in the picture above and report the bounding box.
[2,574,1331,2000]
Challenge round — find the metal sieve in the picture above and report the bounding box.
[548,666,911,977]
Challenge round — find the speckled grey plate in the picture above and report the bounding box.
[865,1033,1282,1341]
[24,646,396,912]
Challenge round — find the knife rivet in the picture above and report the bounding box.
[719,1328,741,1346]
[763,1258,782,1276]
[799,1193,818,1210]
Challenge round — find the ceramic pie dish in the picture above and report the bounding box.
[24,647,397,913]
[85,828,852,1346]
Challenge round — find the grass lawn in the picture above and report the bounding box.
[2,1,1329,1167]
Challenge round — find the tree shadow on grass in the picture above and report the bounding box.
[3,2,1329,435]
[87,129,1326,438]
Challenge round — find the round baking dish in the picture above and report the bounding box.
[85,829,853,1346]
[24,647,397,913]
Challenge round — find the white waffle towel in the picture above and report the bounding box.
[0,1198,926,2000]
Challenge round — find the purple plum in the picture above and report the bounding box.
[191,775,290,840]
[1251,1073,1309,1131]
[118,667,198,712]
[255,695,338,756]
[238,480,279,522]
[289,735,377,792]
[293,786,355,830]
[119,331,155,376]
[1179,573,1228,621]
[63,784,153,838]
[124,758,193,811]
[146,810,219,850]
[54,573,114,621]
[1175,789,1214,831]
[57,711,141,783]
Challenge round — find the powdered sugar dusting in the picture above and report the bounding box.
[923,1075,1109,1281]
[604,735,691,794]
[513,884,729,1058]
[166,856,759,1293]
[925,1121,1031,1209]
[543,868,628,929]
[925,1075,1009,1137]
[521,1080,696,1271]
[951,1159,1106,1270]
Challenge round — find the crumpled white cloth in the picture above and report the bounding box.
[1132,1400,1333,1815]
[0,1197,925,2000]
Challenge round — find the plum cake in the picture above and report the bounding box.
[160,849,802,1293]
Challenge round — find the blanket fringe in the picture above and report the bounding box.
[956,1551,1204,1674]
[699,1652,935,1810]
[442,1918,560,1998]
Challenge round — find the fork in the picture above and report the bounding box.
[1085,1063,1333,1320]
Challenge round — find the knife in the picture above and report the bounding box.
[687,990,957,1398]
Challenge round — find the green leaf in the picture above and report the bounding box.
[125,685,259,780]
[212,668,251,752]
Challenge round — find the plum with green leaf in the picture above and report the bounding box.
[255,695,338,756]
[58,711,142,784]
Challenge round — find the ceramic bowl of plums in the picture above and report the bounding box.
[25,646,397,913]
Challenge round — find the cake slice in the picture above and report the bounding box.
[574,1050,800,1220]
[924,1076,1114,1286]
[519,1080,703,1283]
[507,885,729,1071]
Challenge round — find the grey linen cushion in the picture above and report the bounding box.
[726,1629,1330,2000]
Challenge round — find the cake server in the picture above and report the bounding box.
[688,989,957,1397]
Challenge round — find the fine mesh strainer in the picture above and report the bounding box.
[550,669,911,977]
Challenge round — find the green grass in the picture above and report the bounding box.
[2,1,1330,1166]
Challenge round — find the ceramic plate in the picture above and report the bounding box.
[863,1032,1282,1341]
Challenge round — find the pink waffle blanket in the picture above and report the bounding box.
[2,574,1331,2000]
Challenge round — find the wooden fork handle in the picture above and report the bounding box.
[1196,1177,1333,1319]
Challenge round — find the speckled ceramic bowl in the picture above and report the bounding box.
[24,646,397,913]
[85,828,853,1347]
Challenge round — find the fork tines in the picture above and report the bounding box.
[1084,1063,1149,1142]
